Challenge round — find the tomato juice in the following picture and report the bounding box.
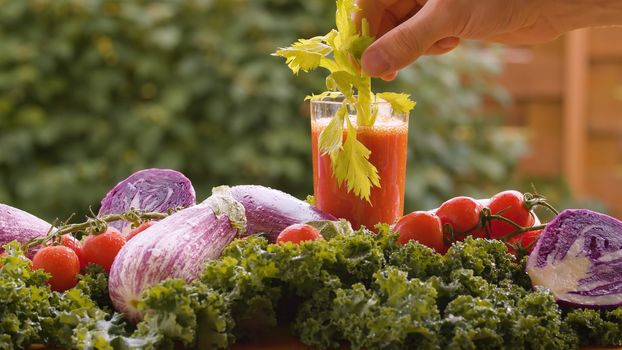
[311,114,408,230]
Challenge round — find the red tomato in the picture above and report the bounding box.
[394,211,446,253]
[54,235,86,270]
[82,228,126,273]
[507,229,542,255]
[126,221,155,241]
[436,196,484,241]
[32,246,80,292]
[276,224,323,244]
[488,190,534,239]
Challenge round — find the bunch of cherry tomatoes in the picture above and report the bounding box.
[275,190,546,257]
[394,190,544,254]
[9,222,155,292]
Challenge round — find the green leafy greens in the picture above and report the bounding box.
[0,243,127,350]
[3,231,622,349]
[273,0,416,201]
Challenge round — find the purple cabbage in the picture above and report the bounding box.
[230,185,335,241]
[98,169,196,236]
[527,209,622,308]
[0,203,54,257]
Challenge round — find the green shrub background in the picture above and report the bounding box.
[0,0,525,222]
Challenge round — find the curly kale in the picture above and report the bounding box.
[4,228,622,350]
[387,240,444,280]
[295,267,440,350]
[130,279,235,350]
[443,237,517,284]
[0,243,52,349]
[118,231,622,349]
[430,269,495,311]
[0,243,122,350]
[565,308,622,347]
[292,273,345,349]
[439,287,577,350]
[75,263,112,310]
[202,238,284,331]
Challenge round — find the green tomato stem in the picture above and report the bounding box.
[24,209,171,252]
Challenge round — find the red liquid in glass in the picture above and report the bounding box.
[311,119,408,230]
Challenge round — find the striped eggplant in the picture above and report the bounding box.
[108,186,245,321]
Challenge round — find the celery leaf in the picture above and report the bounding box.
[376,92,416,114]
[326,71,363,99]
[331,118,380,202]
[318,103,346,156]
[304,91,342,102]
[273,36,332,74]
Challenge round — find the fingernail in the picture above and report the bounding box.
[362,48,391,76]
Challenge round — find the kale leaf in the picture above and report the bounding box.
[295,267,440,350]
[3,228,622,350]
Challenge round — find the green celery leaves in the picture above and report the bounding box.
[273,0,415,201]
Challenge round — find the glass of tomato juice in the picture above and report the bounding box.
[310,96,409,230]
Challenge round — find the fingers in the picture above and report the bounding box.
[374,37,459,82]
[424,37,461,55]
[356,0,384,36]
[379,0,400,6]
[361,2,454,76]
[376,11,399,38]
[357,0,422,38]
[381,71,398,81]
[387,1,418,21]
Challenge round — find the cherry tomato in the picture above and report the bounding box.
[276,224,323,244]
[436,196,484,241]
[394,211,446,253]
[507,229,542,255]
[488,190,534,239]
[32,245,80,292]
[82,228,126,273]
[126,221,155,241]
[53,235,86,270]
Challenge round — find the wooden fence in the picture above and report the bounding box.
[497,27,622,218]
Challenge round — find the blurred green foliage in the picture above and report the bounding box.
[0,0,525,222]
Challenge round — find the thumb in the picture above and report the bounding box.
[361,4,451,76]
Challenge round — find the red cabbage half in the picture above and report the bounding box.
[98,169,196,236]
[527,209,622,308]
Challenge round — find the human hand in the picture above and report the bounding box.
[358,0,622,79]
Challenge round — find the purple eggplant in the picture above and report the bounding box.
[0,203,54,258]
[230,185,335,241]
